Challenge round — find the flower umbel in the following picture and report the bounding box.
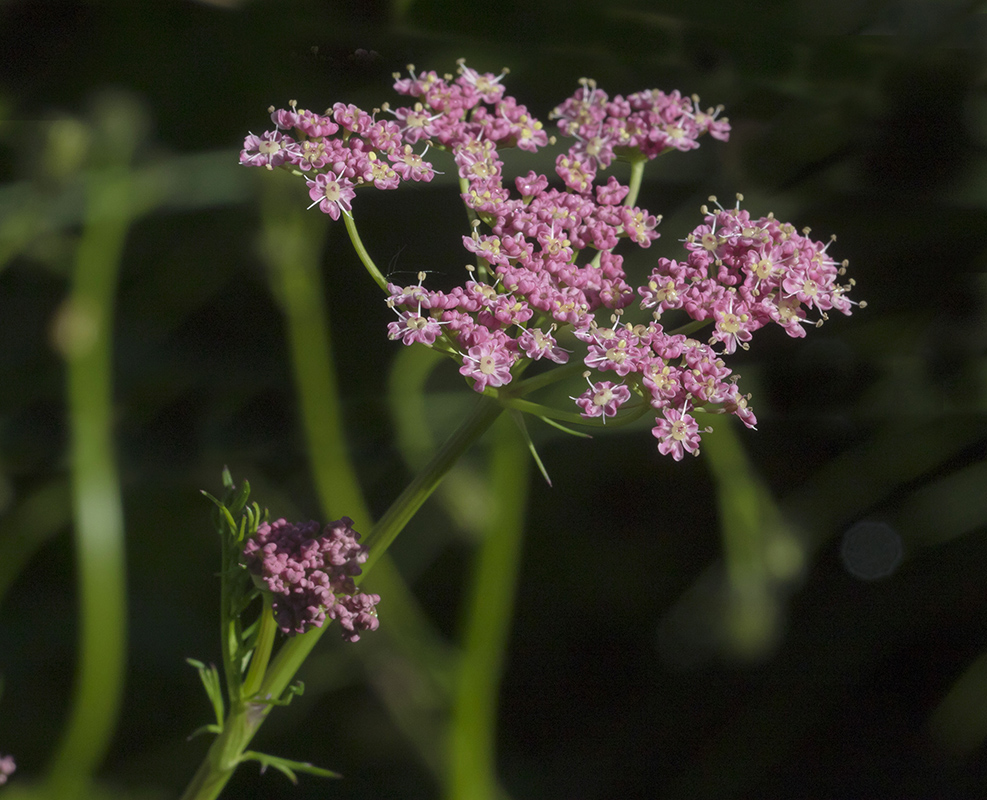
[241,62,860,461]
[242,517,380,642]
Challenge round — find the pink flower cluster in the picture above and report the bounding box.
[640,199,856,354]
[549,77,731,185]
[242,517,379,641]
[379,64,854,459]
[242,61,858,460]
[240,98,438,220]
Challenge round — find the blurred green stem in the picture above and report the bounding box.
[270,190,460,752]
[447,415,530,800]
[45,134,135,796]
[624,157,646,209]
[261,174,370,528]
[266,177,459,728]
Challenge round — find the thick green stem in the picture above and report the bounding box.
[241,599,278,700]
[180,701,269,800]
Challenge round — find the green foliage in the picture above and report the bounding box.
[200,475,268,703]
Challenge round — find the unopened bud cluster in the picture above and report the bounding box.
[243,517,379,641]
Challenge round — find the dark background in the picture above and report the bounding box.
[1,0,986,798]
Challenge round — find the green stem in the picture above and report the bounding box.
[361,395,504,575]
[270,185,458,768]
[181,604,279,800]
[447,416,530,800]
[624,157,647,209]
[219,507,242,705]
[180,702,267,800]
[44,121,136,799]
[342,210,388,292]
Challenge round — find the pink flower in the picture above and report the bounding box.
[243,65,857,463]
[456,59,508,104]
[306,171,356,220]
[555,152,595,193]
[515,170,549,198]
[388,144,436,182]
[0,754,14,786]
[651,406,703,460]
[595,175,629,206]
[239,130,294,169]
[459,336,516,392]
[387,312,443,346]
[295,108,339,138]
[518,326,569,363]
[573,379,631,421]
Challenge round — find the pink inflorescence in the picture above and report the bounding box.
[0,754,14,785]
[239,98,437,220]
[242,60,858,460]
[242,517,380,642]
[379,65,858,460]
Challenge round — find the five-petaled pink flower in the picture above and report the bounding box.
[573,378,632,421]
[459,337,516,392]
[306,171,356,220]
[651,405,704,461]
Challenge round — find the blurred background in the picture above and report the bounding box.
[1,0,986,798]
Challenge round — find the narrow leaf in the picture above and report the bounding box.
[186,658,225,730]
[509,409,553,487]
[241,750,342,782]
